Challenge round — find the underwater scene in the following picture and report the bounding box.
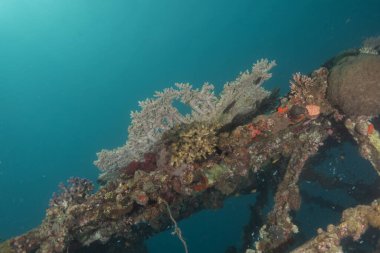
[1,0,380,252]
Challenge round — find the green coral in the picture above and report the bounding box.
[205,164,229,184]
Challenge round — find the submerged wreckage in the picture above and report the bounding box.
[2,43,380,253]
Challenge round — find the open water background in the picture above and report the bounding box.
[1,0,380,252]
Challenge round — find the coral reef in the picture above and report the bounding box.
[94,59,275,173]
[2,47,380,253]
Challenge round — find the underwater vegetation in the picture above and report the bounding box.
[2,39,380,253]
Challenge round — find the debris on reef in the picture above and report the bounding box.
[2,45,380,253]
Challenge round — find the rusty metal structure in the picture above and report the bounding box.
[1,49,380,253]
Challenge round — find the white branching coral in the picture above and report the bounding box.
[126,83,218,161]
[94,59,276,172]
[215,59,276,124]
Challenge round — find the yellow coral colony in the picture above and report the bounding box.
[170,122,219,167]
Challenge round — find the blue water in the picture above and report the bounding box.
[0,0,379,251]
